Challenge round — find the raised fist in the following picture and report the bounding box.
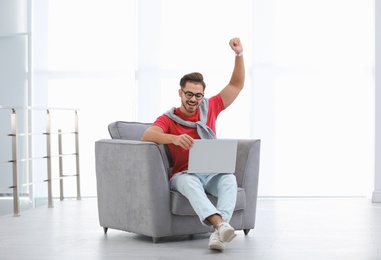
[229,37,243,54]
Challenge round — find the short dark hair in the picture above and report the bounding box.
[179,72,206,90]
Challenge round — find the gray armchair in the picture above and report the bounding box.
[95,121,260,242]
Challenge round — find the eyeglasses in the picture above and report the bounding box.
[181,89,204,100]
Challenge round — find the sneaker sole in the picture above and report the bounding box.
[225,233,237,243]
[220,229,236,243]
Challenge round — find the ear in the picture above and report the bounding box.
[178,89,182,97]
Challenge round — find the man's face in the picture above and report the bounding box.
[179,82,204,116]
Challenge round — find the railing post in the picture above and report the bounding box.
[11,109,20,217]
[46,110,53,208]
[58,129,64,201]
[75,111,81,200]
[1,106,80,215]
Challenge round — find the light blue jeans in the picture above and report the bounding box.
[170,172,237,226]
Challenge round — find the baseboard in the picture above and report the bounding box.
[372,191,381,203]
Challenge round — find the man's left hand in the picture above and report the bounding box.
[229,37,243,54]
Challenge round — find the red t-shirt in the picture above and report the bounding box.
[153,94,225,179]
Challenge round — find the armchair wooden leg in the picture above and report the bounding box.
[243,229,250,235]
[103,227,108,234]
[152,237,159,243]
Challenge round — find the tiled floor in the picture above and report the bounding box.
[1,198,380,259]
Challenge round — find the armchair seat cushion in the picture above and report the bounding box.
[170,187,246,216]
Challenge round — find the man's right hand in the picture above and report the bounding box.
[172,134,194,150]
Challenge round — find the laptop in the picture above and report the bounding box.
[187,139,238,174]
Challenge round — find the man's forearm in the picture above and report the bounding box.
[142,127,194,149]
[141,128,174,144]
[229,55,245,90]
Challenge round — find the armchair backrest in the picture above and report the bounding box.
[108,121,151,140]
[108,121,173,171]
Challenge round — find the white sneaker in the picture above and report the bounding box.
[218,222,236,243]
[208,230,225,251]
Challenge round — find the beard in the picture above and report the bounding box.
[181,99,200,114]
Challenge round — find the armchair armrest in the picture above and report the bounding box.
[95,139,173,238]
[234,139,261,227]
[234,139,261,188]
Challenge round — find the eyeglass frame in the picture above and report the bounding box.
[180,89,204,100]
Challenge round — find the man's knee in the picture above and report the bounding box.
[175,174,203,193]
[220,173,237,185]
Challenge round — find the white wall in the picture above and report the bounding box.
[0,0,28,106]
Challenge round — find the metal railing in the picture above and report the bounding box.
[0,106,81,216]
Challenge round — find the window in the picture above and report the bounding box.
[33,0,137,197]
[33,0,374,197]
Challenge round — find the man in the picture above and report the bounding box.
[141,37,244,251]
